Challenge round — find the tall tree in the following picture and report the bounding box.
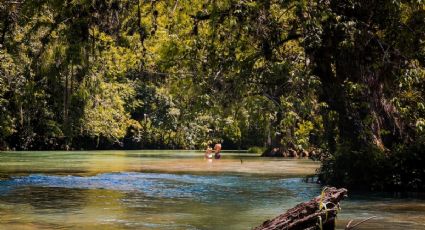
[299,0,425,188]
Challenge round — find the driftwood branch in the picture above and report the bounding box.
[254,187,348,230]
[345,216,377,230]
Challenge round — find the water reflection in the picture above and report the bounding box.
[0,150,319,177]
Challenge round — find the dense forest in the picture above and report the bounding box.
[1,0,424,190]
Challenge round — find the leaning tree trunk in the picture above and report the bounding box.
[254,187,348,230]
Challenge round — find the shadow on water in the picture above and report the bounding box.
[0,186,87,211]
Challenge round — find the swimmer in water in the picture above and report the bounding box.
[214,141,222,159]
[205,146,213,159]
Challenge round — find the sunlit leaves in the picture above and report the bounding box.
[82,81,135,141]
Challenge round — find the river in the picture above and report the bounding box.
[0,151,424,229]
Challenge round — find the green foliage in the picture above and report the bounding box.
[81,81,134,142]
[247,146,266,154]
[391,139,425,191]
[319,138,425,191]
[319,144,389,190]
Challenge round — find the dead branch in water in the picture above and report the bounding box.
[345,216,377,230]
[254,187,348,230]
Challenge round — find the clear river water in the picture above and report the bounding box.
[0,150,424,229]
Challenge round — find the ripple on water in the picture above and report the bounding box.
[0,172,321,204]
[1,172,425,229]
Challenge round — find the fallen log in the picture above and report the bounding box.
[254,187,348,230]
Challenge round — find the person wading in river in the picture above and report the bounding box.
[205,146,213,159]
[214,141,222,159]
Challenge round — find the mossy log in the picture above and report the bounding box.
[254,187,348,230]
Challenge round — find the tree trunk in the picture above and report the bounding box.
[254,187,347,230]
[321,109,337,154]
[262,111,284,157]
[309,20,368,151]
[63,66,69,125]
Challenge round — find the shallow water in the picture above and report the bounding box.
[0,151,424,229]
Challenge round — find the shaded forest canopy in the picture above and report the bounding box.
[0,0,424,190]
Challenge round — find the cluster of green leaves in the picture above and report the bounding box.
[0,0,299,150]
